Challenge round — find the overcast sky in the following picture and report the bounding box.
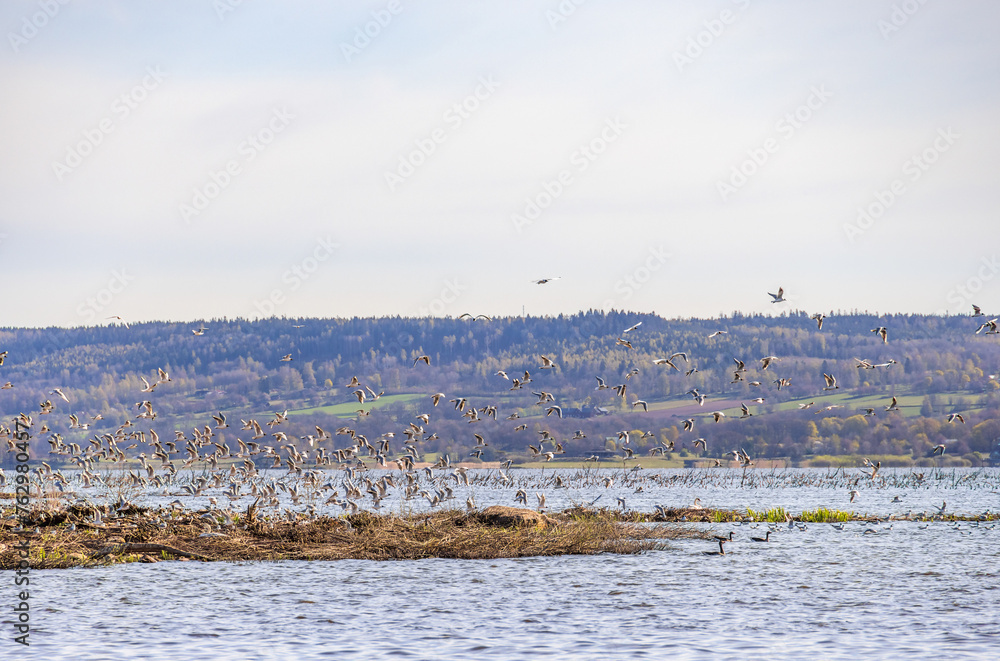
[1,0,998,328]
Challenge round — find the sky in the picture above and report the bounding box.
[1,0,998,328]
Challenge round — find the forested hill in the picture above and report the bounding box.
[2,310,999,467]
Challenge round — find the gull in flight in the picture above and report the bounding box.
[653,357,679,371]
[711,411,725,423]
[884,396,900,412]
[192,325,208,336]
[811,313,826,329]
[413,355,431,366]
[707,330,727,338]
[280,354,293,362]
[106,315,129,328]
[871,327,888,343]
[533,277,561,285]
[49,388,69,403]
[622,322,642,334]
[768,287,786,303]
[946,413,965,424]
[822,373,839,390]
[594,376,609,390]
[972,304,983,317]
[539,355,558,369]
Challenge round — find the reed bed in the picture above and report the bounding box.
[0,504,699,570]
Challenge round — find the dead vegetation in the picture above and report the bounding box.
[0,504,704,569]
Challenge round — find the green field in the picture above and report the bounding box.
[281,393,425,418]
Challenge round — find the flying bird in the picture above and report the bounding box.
[811,313,826,329]
[413,355,431,366]
[768,287,785,303]
[871,327,888,343]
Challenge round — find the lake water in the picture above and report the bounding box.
[9,468,1000,660]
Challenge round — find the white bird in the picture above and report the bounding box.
[768,287,785,303]
[622,322,642,334]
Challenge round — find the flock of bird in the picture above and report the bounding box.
[0,292,996,555]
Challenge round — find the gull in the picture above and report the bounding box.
[811,313,826,329]
[739,403,752,419]
[685,367,699,376]
[822,373,839,390]
[750,397,765,404]
[707,330,728,338]
[49,388,69,403]
[692,438,707,451]
[543,451,555,462]
[615,337,634,349]
[507,412,520,420]
[1,382,11,389]
[975,319,998,334]
[536,493,547,511]
[0,350,7,365]
[748,381,762,387]
[345,376,360,388]
[972,304,984,317]
[106,315,129,328]
[139,376,157,393]
[798,401,815,410]
[280,354,293,362]
[871,327,888,343]
[613,383,627,398]
[539,355,558,369]
[760,356,778,370]
[353,390,366,404]
[157,368,171,383]
[682,418,695,432]
[192,325,208,336]
[625,368,640,380]
[632,400,648,412]
[711,411,725,423]
[884,396,899,412]
[413,355,431,366]
[855,358,875,369]
[773,378,791,390]
[622,322,642,334]
[863,408,876,416]
[653,357,679,371]
[496,370,509,380]
[431,393,445,406]
[733,358,746,372]
[545,405,563,418]
[594,376,609,390]
[533,278,561,284]
[931,444,946,455]
[212,413,229,429]
[946,413,965,423]
[731,372,743,384]
[768,287,785,303]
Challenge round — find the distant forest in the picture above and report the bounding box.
[2,310,1000,468]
